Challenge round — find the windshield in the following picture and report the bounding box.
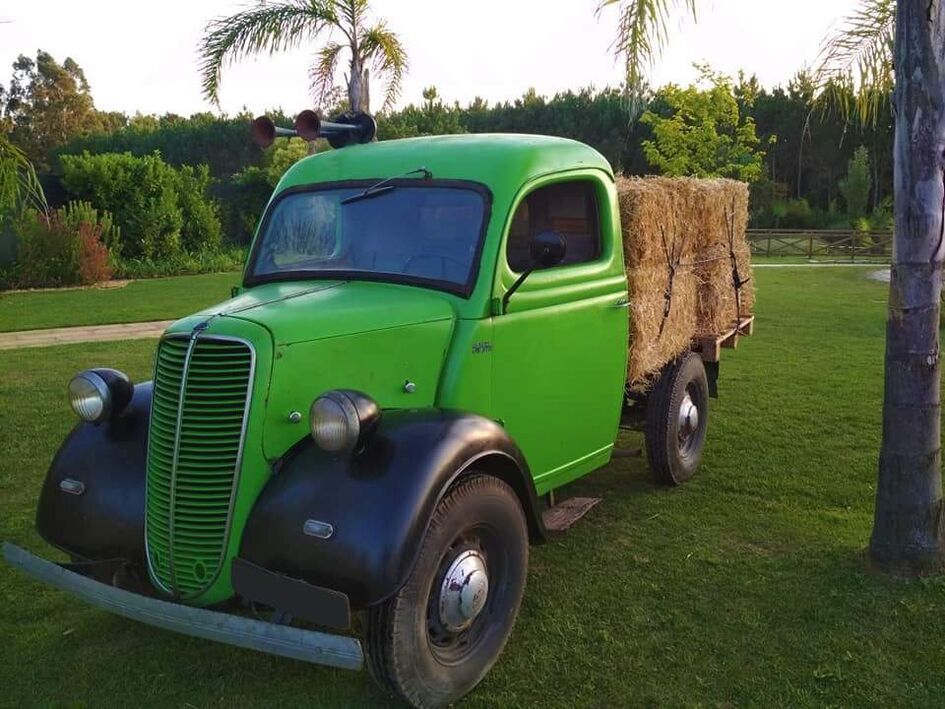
[246,182,489,296]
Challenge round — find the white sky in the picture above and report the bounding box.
[0,0,858,117]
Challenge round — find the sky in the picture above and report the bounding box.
[0,0,859,117]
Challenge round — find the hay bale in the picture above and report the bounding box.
[688,179,755,335]
[616,176,698,267]
[616,175,754,386]
[617,176,700,387]
[627,265,698,385]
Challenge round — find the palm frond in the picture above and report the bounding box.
[309,41,346,106]
[338,0,369,33]
[814,0,894,125]
[359,21,408,111]
[198,0,339,104]
[597,0,697,116]
[0,135,46,218]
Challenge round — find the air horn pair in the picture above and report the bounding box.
[251,110,377,150]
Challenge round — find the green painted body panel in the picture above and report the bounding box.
[263,316,454,460]
[198,280,457,345]
[145,135,629,605]
[489,171,628,494]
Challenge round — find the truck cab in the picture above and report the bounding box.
[8,122,719,709]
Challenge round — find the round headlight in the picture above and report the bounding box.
[69,371,111,423]
[68,368,134,424]
[309,390,380,455]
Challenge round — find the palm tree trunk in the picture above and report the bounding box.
[870,0,945,574]
[348,53,363,113]
[347,5,362,114]
[361,66,371,114]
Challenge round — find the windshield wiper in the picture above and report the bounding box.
[341,167,433,206]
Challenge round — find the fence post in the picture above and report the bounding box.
[808,234,814,259]
[851,233,857,263]
[767,234,772,257]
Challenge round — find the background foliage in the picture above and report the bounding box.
[0,49,896,288]
[640,74,764,181]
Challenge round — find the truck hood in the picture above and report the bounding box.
[192,280,455,346]
[176,280,458,460]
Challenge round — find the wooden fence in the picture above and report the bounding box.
[747,229,893,262]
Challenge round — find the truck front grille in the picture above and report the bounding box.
[145,334,254,598]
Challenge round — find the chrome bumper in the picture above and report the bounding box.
[3,542,364,671]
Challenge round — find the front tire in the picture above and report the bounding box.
[365,474,528,709]
[645,352,709,485]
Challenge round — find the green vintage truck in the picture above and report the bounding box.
[6,112,737,708]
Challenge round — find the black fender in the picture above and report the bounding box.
[36,382,152,562]
[238,409,546,608]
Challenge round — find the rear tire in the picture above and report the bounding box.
[645,352,709,485]
[365,474,528,709]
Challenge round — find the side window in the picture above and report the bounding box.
[506,181,601,273]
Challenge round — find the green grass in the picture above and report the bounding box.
[0,271,241,332]
[2,267,944,707]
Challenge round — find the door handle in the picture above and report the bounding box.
[612,297,630,309]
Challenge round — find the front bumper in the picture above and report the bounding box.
[3,543,364,671]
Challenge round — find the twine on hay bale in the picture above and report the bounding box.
[627,264,699,385]
[616,175,754,388]
[690,180,755,335]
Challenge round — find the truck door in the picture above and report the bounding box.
[491,174,629,495]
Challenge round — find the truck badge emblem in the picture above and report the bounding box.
[472,341,493,354]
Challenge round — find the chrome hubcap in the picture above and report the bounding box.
[678,392,700,450]
[438,549,489,633]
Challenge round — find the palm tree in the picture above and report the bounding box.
[597,0,697,114]
[602,0,945,575]
[0,134,46,220]
[815,0,895,125]
[198,0,407,114]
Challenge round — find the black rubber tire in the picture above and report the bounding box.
[365,474,528,709]
[645,352,709,486]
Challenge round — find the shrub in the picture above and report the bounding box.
[113,246,245,279]
[59,151,222,259]
[77,223,112,284]
[12,203,114,287]
[60,200,121,252]
[216,166,275,246]
[14,210,79,287]
[176,165,222,251]
[839,147,872,224]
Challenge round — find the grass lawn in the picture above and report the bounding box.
[0,271,242,333]
[3,266,945,707]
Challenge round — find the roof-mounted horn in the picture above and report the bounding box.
[250,110,377,149]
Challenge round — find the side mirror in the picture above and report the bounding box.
[530,230,567,269]
[501,231,568,313]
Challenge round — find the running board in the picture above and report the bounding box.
[542,497,602,533]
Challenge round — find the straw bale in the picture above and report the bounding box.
[616,175,754,385]
[626,265,699,386]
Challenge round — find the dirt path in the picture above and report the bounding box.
[0,320,174,351]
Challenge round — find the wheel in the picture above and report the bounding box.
[645,352,709,485]
[365,474,528,709]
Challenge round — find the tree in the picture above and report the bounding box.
[1,51,105,168]
[597,0,697,114]
[867,0,945,574]
[640,74,765,182]
[604,0,945,575]
[422,86,439,112]
[0,133,45,221]
[198,0,408,114]
[838,146,872,222]
[815,0,895,126]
